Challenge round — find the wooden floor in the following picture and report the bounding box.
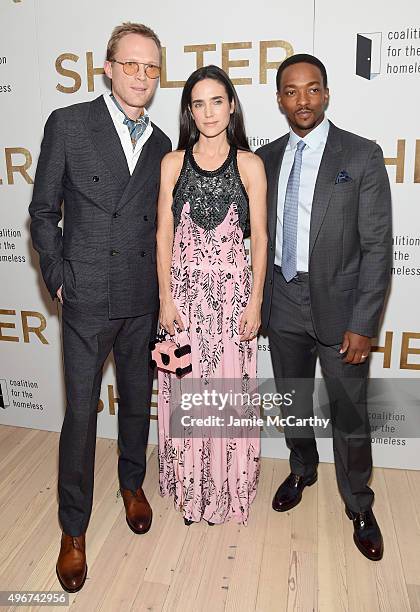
[0,425,419,612]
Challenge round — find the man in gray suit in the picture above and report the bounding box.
[256,54,391,561]
[29,23,171,591]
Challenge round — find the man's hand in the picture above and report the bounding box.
[57,285,63,304]
[239,300,261,342]
[340,331,371,364]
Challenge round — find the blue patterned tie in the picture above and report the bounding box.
[281,140,306,282]
[110,94,150,149]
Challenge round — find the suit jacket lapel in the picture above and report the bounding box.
[267,135,289,242]
[87,96,130,188]
[115,132,160,213]
[309,122,343,256]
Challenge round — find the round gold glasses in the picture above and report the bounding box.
[111,60,161,79]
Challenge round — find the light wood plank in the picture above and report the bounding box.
[317,462,348,612]
[390,468,420,586]
[285,461,318,611]
[224,458,274,612]
[286,550,317,612]
[161,521,209,612]
[372,468,411,611]
[143,489,189,586]
[193,519,242,611]
[0,437,59,568]
[0,425,28,454]
[289,469,318,553]
[129,581,169,612]
[0,433,60,573]
[255,459,291,612]
[0,424,17,443]
[0,428,36,474]
[0,429,48,492]
[407,583,420,612]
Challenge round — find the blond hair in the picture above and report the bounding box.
[106,22,161,61]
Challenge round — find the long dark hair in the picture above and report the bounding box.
[177,65,250,151]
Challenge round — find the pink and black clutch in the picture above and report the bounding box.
[149,329,192,377]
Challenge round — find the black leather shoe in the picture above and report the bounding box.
[272,471,317,512]
[345,507,383,561]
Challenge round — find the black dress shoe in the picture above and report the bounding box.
[272,471,317,512]
[345,507,383,561]
[184,518,194,526]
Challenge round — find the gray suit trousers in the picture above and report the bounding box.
[58,303,157,536]
[268,267,374,513]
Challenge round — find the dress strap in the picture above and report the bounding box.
[172,149,191,198]
[232,147,249,204]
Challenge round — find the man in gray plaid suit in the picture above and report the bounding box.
[256,54,392,561]
[29,23,171,591]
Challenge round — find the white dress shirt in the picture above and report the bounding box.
[275,116,330,271]
[103,92,153,175]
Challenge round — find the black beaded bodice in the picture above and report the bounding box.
[172,146,249,232]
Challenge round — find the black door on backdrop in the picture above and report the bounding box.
[356,34,373,80]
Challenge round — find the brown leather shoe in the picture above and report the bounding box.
[346,507,384,561]
[121,486,152,534]
[56,533,87,593]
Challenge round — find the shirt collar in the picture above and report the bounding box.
[288,116,330,151]
[104,92,150,125]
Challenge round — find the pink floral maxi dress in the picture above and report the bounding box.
[158,146,260,524]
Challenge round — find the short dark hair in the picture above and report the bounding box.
[177,65,250,152]
[276,53,328,91]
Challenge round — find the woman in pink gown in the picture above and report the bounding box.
[156,65,267,525]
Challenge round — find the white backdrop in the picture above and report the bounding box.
[0,0,419,468]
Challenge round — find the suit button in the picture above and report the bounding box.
[140,251,146,257]
[92,176,99,182]
[143,215,148,221]
[113,212,119,218]
[110,249,119,256]
[269,278,273,285]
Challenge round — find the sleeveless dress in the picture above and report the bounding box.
[157,146,260,525]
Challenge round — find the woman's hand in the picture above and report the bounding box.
[239,300,261,342]
[159,298,185,336]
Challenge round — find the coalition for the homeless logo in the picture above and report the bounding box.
[356,32,382,79]
[0,379,10,409]
[356,26,420,80]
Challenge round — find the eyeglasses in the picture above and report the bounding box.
[111,60,161,79]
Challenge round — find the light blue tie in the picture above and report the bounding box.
[110,94,150,150]
[281,140,306,282]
